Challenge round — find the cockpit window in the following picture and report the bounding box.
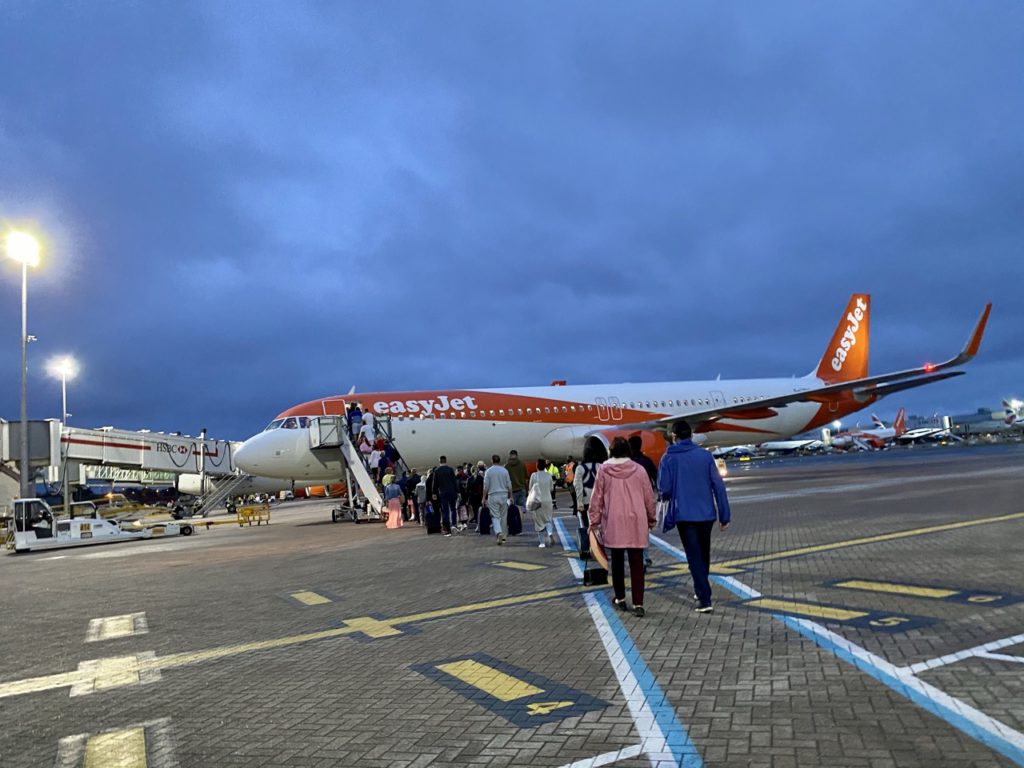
[281,417,299,429]
[264,419,285,431]
[297,416,310,427]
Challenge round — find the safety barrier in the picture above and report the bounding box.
[238,503,271,527]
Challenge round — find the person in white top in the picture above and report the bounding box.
[483,454,512,545]
[528,459,556,548]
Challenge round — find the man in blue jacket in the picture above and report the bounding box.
[657,420,731,613]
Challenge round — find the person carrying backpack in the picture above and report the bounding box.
[573,442,603,558]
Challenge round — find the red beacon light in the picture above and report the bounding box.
[923,363,935,373]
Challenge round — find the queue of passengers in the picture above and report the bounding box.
[344,402,732,618]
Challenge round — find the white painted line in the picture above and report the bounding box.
[583,594,676,766]
[86,613,149,643]
[976,652,1024,665]
[555,743,644,768]
[903,633,1024,675]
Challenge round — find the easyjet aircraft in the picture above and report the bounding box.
[233,295,991,480]
[831,408,908,450]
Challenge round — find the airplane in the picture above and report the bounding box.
[830,408,907,450]
[757,439,827,455]
[233,294,992,484]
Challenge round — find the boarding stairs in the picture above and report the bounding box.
[192,473,254,518]
[308,411,384,521]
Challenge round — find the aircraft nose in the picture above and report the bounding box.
[233,435,263,473]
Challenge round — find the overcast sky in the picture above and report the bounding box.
[1,2,1021,440]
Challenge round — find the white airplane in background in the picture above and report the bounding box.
[831,408,907,450]
[234,295,991,482]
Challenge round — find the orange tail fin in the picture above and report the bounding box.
[815,294,870,383]
[894,407,906,436]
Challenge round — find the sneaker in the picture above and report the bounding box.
[547,534,555,547]
[444,533,452,538]
[496,534,505,545]
[694,604,714,614]
[538,543,547,548]
[644,558,653,567]
[613,598,630,611]
[634,606,645,618]
[693,593,699,601]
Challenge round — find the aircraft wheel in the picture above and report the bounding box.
[331,509,339,523]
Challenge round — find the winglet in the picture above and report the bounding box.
[964,303,992,359]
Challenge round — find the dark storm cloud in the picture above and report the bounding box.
[1,1,1022,438]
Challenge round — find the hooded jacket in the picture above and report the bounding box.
[657,440,731,525]
[588,458,656,549]
[506,456,528,492]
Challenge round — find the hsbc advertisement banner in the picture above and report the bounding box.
[62,428,234,475]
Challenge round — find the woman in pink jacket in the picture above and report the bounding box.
[588,437,657,616]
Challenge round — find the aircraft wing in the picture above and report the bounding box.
[629,303,990,432]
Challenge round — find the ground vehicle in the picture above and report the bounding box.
[6,498,194,553]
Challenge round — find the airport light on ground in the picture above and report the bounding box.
[47,356,79,423]
[6,231,41,498]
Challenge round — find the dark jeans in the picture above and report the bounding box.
[578,504,591,557]
[677,520,715,607]
[438,492,458,533]
[609,548,645,606]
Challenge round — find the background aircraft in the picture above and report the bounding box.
[831,408,907,450]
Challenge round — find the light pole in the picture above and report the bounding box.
[6,232,40,499]
[47,356,79,423]
[47,356,78,516]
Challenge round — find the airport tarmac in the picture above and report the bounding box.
[1,445,1022,767]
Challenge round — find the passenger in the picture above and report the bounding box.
[527,459,556,548]
[588,437,656,617]
[628,435,659,567]
[564,457,577,514]
[359,419,375,446]
[383,477,404,529]
[657,420,731,614]
[432,456,460,537]
[348,403,363,440]
[483,454,512,545]
[368,447,382,482]
[413,471,427,525]
[506,450,528,512]
[573,442,602,558]
[381,466,395,488]
[467,461,485,524]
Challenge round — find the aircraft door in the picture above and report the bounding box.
[310,416,344,449]
[595,398,610,422]
[608,397,623,422]
[710,390,726,409]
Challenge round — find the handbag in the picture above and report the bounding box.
[660,499,676,533]
[526,484,542,512]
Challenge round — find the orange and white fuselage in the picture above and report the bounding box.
[233,294,990,482]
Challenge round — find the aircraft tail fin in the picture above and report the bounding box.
[870,414,884,428]
[814,294,871,384]
[894,407,906,436]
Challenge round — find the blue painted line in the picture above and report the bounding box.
[651,535,1024,765]
[591,592,705,767]
[557,518,704,766]
[779,616,1024,766]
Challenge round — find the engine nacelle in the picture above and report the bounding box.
[582,428,672,464]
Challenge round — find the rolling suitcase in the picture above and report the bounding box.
[507,504,523,536]
[424,502,442,534]
[478,505,492,535]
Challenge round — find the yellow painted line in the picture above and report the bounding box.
[290,590,332,606]
[436,659,545,702]
[85,726,146,768]
[720,511,1024,569]
[0,583,601,700]
[491,561,546,571]
[835,580,959,599]
[746,598,868,621]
